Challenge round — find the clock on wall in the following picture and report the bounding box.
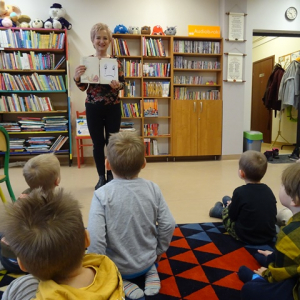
[285,7,297,20]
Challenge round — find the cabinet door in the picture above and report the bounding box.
[198,100,222,155]
[172,100,198,156]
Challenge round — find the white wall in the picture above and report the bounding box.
[252,37,300,144]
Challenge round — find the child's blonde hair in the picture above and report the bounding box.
[282,163,300,205]
[1,188,86,281]
[107,132,145,179]
[23,154,60,190]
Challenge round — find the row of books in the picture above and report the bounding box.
[143,63,170,77]
[112,38,130,56]
[0,51,65,71]
[144,123,159,136]
[174,87,220,100]
[174,75,203,85]
[144,138,159,156]
[143,82,170,97]
[0,94,53,112]
[9,135,68,153]
[121,101,141,118]
[0,29,65,49]
[142,37,166,57]
[173,40,220,54]
[122,59,142,77]
[0,73,66,91]
[122,81,136,97]
[174,56,221,70]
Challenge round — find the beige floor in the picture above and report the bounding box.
[0,143,295,226]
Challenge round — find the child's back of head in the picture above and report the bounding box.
[107,131,145,179]
[23,154,60,191]
[239,150,267,182]
[1,188,86,282]
[282,162,300,205]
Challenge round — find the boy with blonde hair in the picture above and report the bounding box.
[88,131,176,299]
[238,162,300,300]
[209,150,277,244]
[1,188,124,300]
[0,154,61,273]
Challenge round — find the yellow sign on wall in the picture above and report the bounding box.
[188,25,220,38]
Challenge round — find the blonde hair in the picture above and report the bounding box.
[239,150,267,182]
[90,23,112,42]
[23,154,60,190]
[282,163,300,205]
[1,188,86,281]
[107,132,145,179]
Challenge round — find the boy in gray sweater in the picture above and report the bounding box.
[87,131,175,299]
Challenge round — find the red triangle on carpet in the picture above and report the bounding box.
[170,238,191,249]
[170,250,199,265]
[213,272,244,290]
[173,227,184,237]
[203,247,260,272]
[158,258,173,275]
[160,276,181,298]
[184,284,219,300]
[177,265,209,283]
[194,242,222,255]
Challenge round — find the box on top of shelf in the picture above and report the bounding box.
[243,131,263,152]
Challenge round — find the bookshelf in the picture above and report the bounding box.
[112,34,223,158]
[0,27,72,164]
[113,34,172,157]
[171,36,223,157]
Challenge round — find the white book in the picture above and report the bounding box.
[2,31,8,48]
[80,57,118,84]
[21,54,31,70]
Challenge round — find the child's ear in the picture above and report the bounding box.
[55,177,60,186]
[85,229,91,248]
[17,258,27,272]
[238,169,245,179]
[141,158,147,169]
[105,158,111,171]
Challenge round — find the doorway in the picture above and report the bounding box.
[251,55,274,143]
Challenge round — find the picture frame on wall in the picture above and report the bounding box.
[291,50,300,61]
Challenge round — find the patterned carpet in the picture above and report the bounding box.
[0,222,274,299]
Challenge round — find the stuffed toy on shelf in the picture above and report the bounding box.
[128,26,140,34]
[141,26,151,35]
[44,3,72,30]
[164,26,177,35]
[0,0,21,28]
[17,15,31,28]
[113,24,128,34]
[31,18,44,28]
[151,25,165,35]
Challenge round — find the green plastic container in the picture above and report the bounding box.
[243,131,263,152]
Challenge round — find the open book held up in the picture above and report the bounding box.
[80,57,118,84]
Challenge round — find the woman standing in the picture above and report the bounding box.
[74,23,125,189]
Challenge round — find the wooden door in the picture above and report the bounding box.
[198,100,222,155]
[251,56,274,143]
[172,100,198,156]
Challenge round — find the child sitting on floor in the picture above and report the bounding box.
[209,150,277,244]
[0,154,61,273]
[88,131,176,299]
[1,188,124,300]
[238,162,300,300]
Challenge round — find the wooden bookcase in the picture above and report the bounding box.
[112,34,223,158]
[171,36,223,157]
[0,27,72,165]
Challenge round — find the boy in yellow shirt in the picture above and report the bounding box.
[1,188,124,300]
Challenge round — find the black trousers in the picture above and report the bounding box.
[85,101,121,176]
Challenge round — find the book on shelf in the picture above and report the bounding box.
[112,38,130,56]
[121,101,140,118]
[144,99,158,117]
[80,57,118,84]
[143,138,159,156]
[143,82,170,97]
[144,123,159,136]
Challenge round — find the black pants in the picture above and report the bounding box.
[85,102,121,176]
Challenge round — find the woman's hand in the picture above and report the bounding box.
[74,65,86,82]
[110,80,121,90]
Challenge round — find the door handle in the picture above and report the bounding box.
[200,101,203,113]
[194,102,196,113]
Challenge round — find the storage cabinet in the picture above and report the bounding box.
[0,28,72,164]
